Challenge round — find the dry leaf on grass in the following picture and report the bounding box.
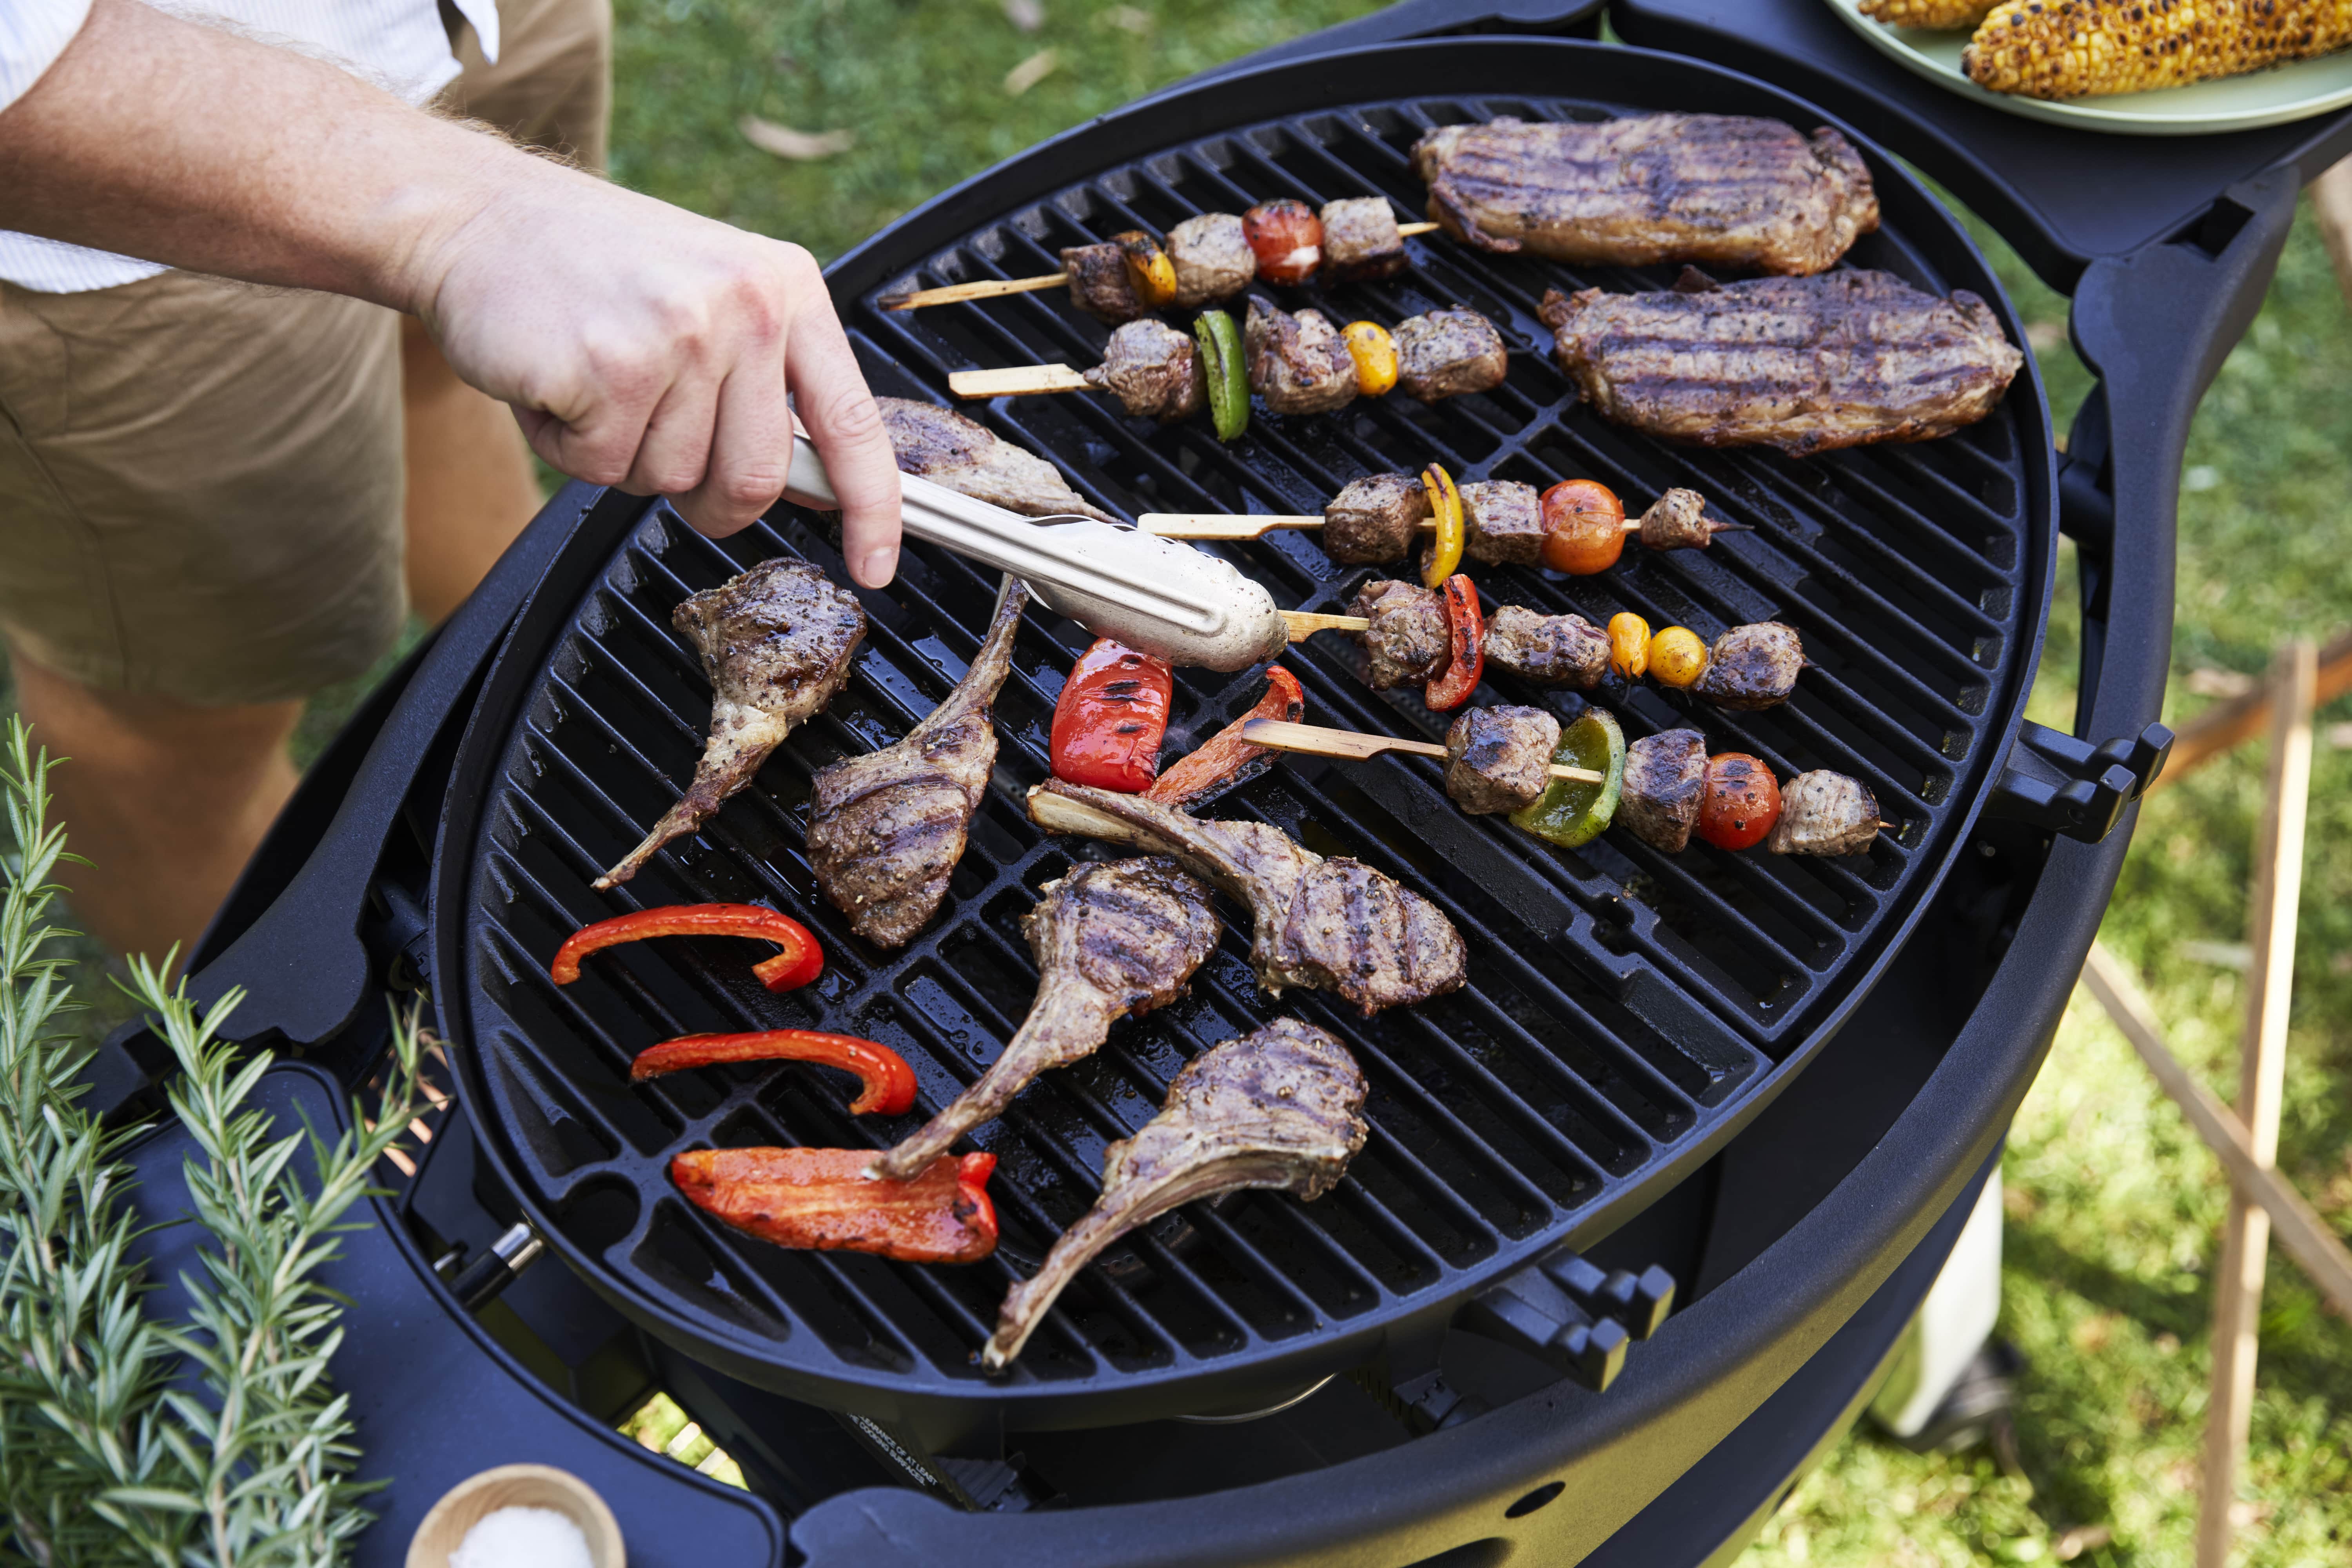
[1002,0,1044,30]
[1004,48,1059,95]
[739,116,855,160]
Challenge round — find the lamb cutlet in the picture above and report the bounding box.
[806,576,1028,949]
[870,857,1220,1181]
[1538,271,2024,456]
[878,397,1115,522]
[1483,605,1608,690]
[1446,706,1561,815]
[1244,297,1358,416]
[1412,114,1878,277]
[1087,320,1205,423]
[1027,780,1467,1013]
[597,560,864,889]
[1394,308,1507,403]
[984,1018,1368,1370]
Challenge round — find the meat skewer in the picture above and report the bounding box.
[597,559,866,889]
[806,575,1028,949]
[1238,718,1603,786]
[1025,779,1468,1014]
[869,857,1221,1181]
[983,1018,1367,1371]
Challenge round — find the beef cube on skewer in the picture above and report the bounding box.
[1445,706,1562,814]
[1245,297,1360,416]
[1349,579,1450,690]
[1320,196,1409,281]
[1325,474,1432,564]
[1460,480,1545,566]
[1694,622,1802,711]
[1084,319,1206,422]
[1395,307,1508,402]
[1060,242,1145,324]
[1639,488,1713,551]
[1167,212,1256,307]
[1769,771,1882,856]
[1619,728,1708,853]
[1483,605,1609,689]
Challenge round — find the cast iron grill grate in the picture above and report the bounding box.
[437,46,2054,1434]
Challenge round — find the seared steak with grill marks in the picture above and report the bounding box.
[1396,308,1508,402]
[1621,729,1708,854]
[1537,272,2024,456]
[1413,114,1877,276]
[984,1018,1367,1370]
[1350,578,1449,690]
[1245,297,1359,416]
[1484,605,1609,689]
[1320,196,1408,281]
[598,560,864,888]
[1446,706,1561,814]
[1168,212,1255,307]
[1695,622,1804,711]
[1325,475,1430,565]
[807,576,1027,948]
[870,857,1220,1181]
[1027,780,1467,1013]
[1085,319,1205,423]
[880,398,1115,522]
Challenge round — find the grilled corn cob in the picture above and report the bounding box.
[1964,0,2352,99]
[1858,0,1996,28]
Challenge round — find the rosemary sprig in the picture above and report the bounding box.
[0,718,428,1568]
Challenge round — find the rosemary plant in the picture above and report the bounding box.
[0,720,427,1568]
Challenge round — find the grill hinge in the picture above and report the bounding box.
[1455,1252,1677,1396]
[1987,719,2174,842]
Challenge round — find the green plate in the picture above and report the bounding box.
[1821,0,2352,136]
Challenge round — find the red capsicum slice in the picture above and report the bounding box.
[1051,639,1174,793]
[1146,666,1306,809]
[671,1147,998,1264]
[1423,575,1485,711]
[551,904,823,993]
[630,1030,918,1116]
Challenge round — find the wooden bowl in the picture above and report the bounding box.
[407,1464,624,1568]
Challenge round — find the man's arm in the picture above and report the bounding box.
[0,0,901,584]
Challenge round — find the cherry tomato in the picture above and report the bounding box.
[1607,612,1650,680]
[1697,752,1782,851]
[1540,479,1628,575]
[1648,626,1709,689]
[1242,199,1323,285]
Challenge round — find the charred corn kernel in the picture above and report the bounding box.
[1648,626,1709,688]
[1342,321,1400,396]
[1608,613,1650,681]
[1422,465,1465,587]
[1964,0,2352,101]
[1114,231,1178,310]
[1858,0,1993,26]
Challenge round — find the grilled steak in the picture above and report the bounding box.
[1324,474,1430,565]
[1483,605,1608,689]
[1537,272,2024,456]
[1769,771,1882,857]
[1395,308,1508,402]
[1413,114,1878,276]
[1445,706,1561,814]
[983,1018,1367,1370]
[1085,319,1205,423]
[1062,241,1144,324]
[1620,728,1708,854]
[1245,297,1359,416]
[870,857,1220,1181]
[1319,196,1408,281]
[1027,780,1468,1013]
[597,560,864,888]
[879,397,1115,522]
[1638,488,1713,551]
[1694,622,1802,711]
[1349,578,1450,690]
[1461,480,1545,566]
[1168,212,1255,307]
[807,576,1027,948]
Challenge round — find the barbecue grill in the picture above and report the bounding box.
[97,3,2352,1564]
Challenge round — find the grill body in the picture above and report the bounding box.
[431,38,2058,1440]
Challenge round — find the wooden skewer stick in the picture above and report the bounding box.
[1241,719,1604,785]
[1279,610,1368,639]
[884,223,1444,310]
[1140,512,1750,543]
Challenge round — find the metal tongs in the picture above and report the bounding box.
[785,432,1289,671]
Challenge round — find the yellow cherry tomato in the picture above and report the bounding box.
[1648,626,1709,688]
[1608,612,1650,681]
[1341,321,1399,397]
[1421,464,1464,588]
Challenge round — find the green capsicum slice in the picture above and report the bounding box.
[1510,709,1625,849]
[1193,309,1248,442]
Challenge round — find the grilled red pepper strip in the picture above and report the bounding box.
[1423,575,1485,711]
[671,1147,998,1264]
[1050,639,1174,793]
[631,1030,918,1116]
[1147,666,1306,809]
[551,904,822,993]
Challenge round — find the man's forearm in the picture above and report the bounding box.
[0,0,566,310]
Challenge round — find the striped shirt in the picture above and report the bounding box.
[0,0,501,292]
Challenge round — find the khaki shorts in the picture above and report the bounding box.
[0,0,611,706]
